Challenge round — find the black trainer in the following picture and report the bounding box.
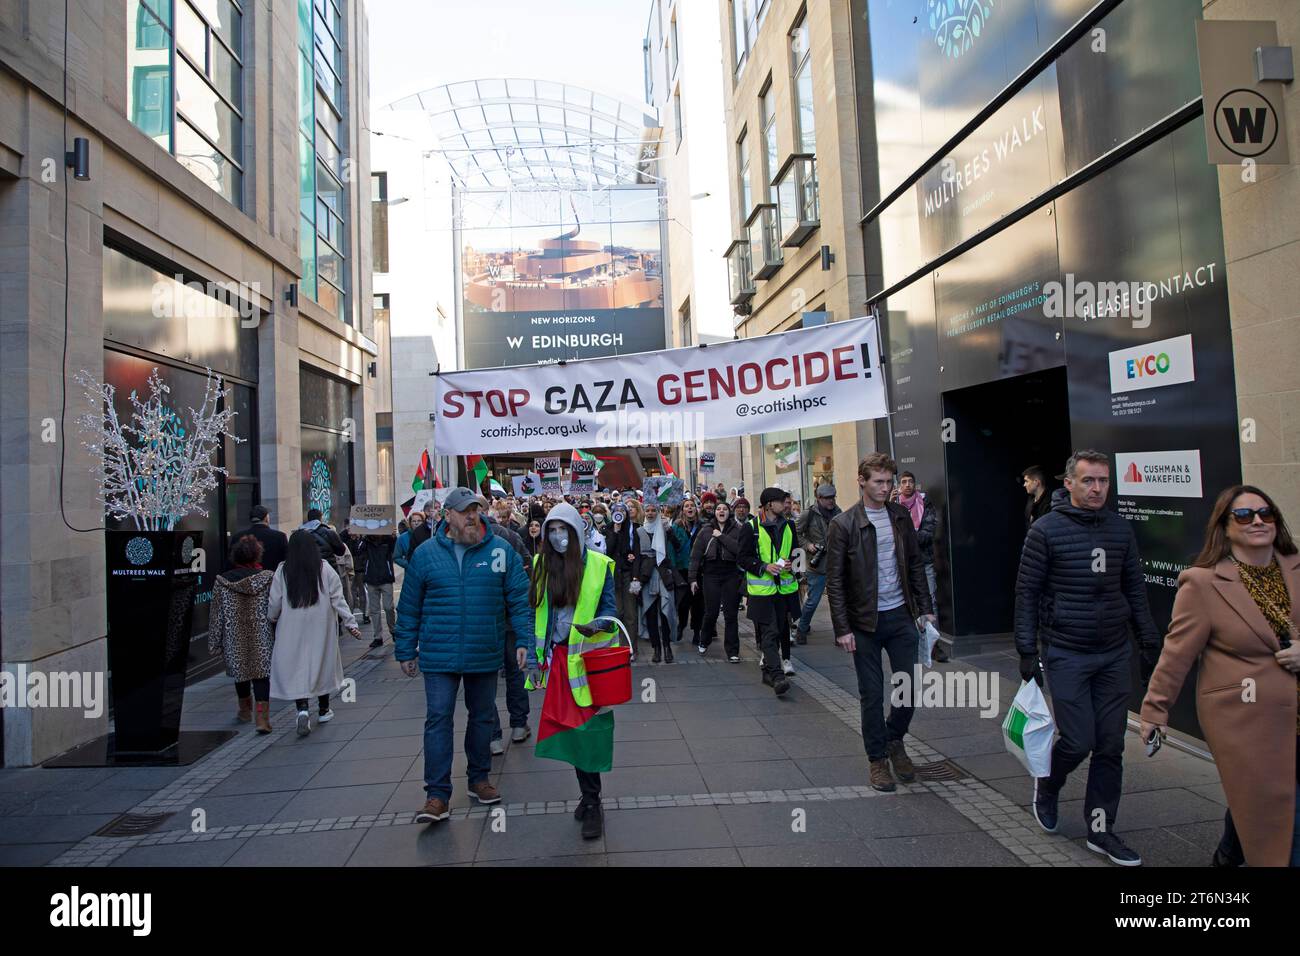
[772,677,790,697]
[1032,778,1059,834]
[580,801,603,840]
[1087,831,1142,866]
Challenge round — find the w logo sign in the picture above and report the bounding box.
[1214,90,1279,158]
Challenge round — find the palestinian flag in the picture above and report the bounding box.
[466,454,488,492]
[411,449,431,493]
[572,448,598,465]
[535,645,614,772]
[657,449,675,476]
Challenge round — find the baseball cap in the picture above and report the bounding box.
[443,487,485,512]
[816,484,836,498]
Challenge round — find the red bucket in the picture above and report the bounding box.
[581,621,633,707]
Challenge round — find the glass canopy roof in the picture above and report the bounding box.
[385,79,658,191]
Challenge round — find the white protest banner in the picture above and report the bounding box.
[512,472,542,497]
[410,489,435,513]
[434,316,887,455]
[534,456,563,493]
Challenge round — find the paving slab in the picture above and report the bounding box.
[270,783,400,823]
[717,800,857,847]
[867,830,1021,866]
[226,828,367,867]
[607,847,744,866]
[346,819,486,867]
[474,811,604,862]
[698,759,813,793]
[602,806,732,853]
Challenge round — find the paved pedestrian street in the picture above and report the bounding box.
[0,608,1229,868]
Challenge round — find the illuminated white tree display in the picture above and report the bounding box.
[76,367,242,531]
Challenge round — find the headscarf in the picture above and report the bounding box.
[898,489,925,530]
[643,510,667,565]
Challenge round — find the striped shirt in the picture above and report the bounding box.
[865,504,905,611]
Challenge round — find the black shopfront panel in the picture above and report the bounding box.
[101,245,260,682]
[865,0,1240,737]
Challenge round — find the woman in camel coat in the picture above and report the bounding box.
[1140,484,1300,867]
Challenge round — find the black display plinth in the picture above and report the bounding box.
[104,528,202,757]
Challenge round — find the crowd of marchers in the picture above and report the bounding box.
[199,453,1299,864]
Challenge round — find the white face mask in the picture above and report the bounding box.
[547,527,570,553]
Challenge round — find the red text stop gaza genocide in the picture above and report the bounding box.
[441,346,865,419]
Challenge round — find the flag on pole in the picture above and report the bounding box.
[466,454,488,492]
[657,449,675,476]
[411,449,431,493]
[572,448,598,463]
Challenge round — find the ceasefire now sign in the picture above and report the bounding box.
[433,317,888,456]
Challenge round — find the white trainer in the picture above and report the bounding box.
[781,658,795,676]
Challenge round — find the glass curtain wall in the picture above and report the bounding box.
[128,0,244,206]
[298,0,349,325]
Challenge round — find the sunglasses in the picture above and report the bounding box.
[1229,507,1276,525]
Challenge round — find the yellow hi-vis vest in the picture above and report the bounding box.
[525,549,616,707]
[746,523,798,597]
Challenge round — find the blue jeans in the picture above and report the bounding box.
[422,671,496,801]
[490,639,530,741]
[797,572,827,634]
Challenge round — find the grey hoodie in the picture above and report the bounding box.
[543,503,586,557]
[542,503,585,643]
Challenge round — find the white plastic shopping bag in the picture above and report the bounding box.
[916,620,942,668]
[1002,679,1054,777]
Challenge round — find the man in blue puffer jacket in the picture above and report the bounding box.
[395,487,534,824]
[1014,449,1161,867]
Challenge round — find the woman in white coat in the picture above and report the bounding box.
[270,529,363,736]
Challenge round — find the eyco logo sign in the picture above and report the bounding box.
[1108,334,1195,394]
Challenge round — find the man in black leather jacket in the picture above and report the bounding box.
[1013,449,1161,867]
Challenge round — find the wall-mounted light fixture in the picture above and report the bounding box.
[367,361,378,378]
[65,137,90,181]
[284,282,298,307]
[820,245,835,271]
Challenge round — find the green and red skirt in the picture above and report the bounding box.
[535,645,615,773]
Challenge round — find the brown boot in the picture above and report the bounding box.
[254,701,272,735]
[869,758,896,792]
[237,696,253,723]
[887,740,916,783]
[468,781,502,804]
[415,797,450,823]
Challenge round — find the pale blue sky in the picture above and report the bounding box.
[367,0,653,109]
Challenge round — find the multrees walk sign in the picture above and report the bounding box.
[434,317,888,455]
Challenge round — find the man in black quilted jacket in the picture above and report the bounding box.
[1014,449,1161,867]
